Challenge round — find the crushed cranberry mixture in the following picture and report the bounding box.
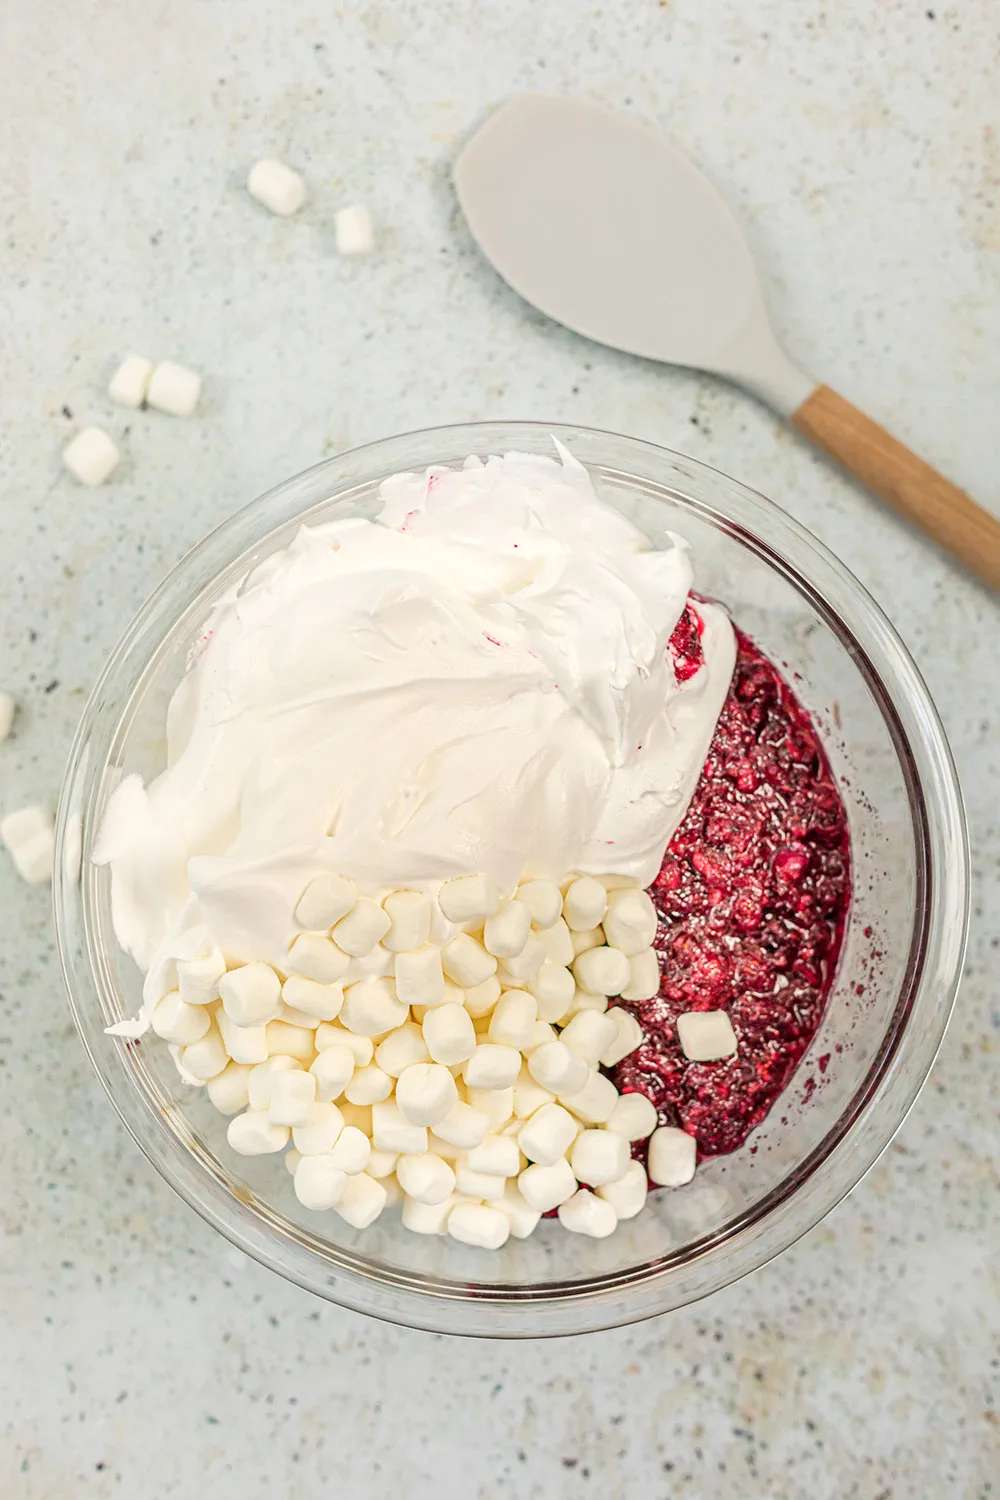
[612,606,851,1161]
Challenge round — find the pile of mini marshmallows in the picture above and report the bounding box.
[151,873,727,1247]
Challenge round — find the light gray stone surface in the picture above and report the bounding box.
[1,1,997,1495]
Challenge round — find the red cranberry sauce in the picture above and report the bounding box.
[612,608,851,1160]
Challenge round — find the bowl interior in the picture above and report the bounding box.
[55,423,965,1335]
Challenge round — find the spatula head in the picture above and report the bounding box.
[455,95,811,412]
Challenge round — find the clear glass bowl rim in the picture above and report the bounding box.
[54,420,969,1337]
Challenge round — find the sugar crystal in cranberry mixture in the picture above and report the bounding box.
[612,605,851,1162]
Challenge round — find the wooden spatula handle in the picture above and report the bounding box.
[790,384,1000,591]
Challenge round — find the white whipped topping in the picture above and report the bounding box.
[95,444,735,1020]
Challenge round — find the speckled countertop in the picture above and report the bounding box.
[1,1,998,1495]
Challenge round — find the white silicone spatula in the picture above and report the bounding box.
[455,94,1000,590]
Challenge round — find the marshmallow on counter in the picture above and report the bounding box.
[563,876,607,931]
[335,204,375,255]
[606,1090,658,1141]
[569,1128,630,1187]
[602,887,658,955]
[336,1172,387,1229]
[483,898,531,960]
[447,1201,510,1249]
[441,933,496,989]
[309,1044,355,1102]
[1,804,55,885]
[394,944,445,1007]
[382,890,432,952]
[177,950,226,1007]
[340,976,408,1036]
[108,354,153,408]
[0,692,15,742]
[597,1159,648,1220]
[206,1061,252,1116]
[647,1126,697,1187]
[620,948,661,1002]
[333,897,391,958]
[281,975,344,1022]
[146,361,202,417]
[396,1151,455,1205]
[557,1189,618,1239]
[294,1155,347,1211]
[422,1003,476,1066]
[150,990,211,1046]
[572,944,631,997]
[438,873,499,924]
[294,872,356,930]
[517,1103,578,1166]
[62,427,119,486]
[395,1061,458,1127]
[599,1007,645,1067]
[516,879,562,929]
[227,1109,290,1155]
[247,158,307,216]
[676,1010,738,1062]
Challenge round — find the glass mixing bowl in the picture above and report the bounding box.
[54,422,968,1337]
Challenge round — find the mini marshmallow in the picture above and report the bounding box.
[465,1086,514,1128]
[108,354,153,408]
[380,1174,403,1209]
[393,944,445,1007]
[516,879,563,929]
[570,926,604,957]
[178,1025,229,1081]
[518,1103,578,1166]
[227,1109,290,1155]
[676,1010,738,1061]
[294,1155,347,1210]
[527,1041,588,1097]
[518,1157,577,1213]
[339,1101,373,1135]
[309,1044,355,1102]
[438,874,500,923]
[454,1165,506,1201]
[374,1023,429,1077]
[463,975,501,1018]
[335,204,375,255]
[281,976,344,1023]
[497,933,546,983]
[340,977,408,1036]
[206,1061,252,1115]
[218,1010,270,1065]
[486,989,537,1049]
[150,990,211,1046]
[483,899,531,960]
[169,1045,204,1086]
[395,1061,458,1126]
[607,1090,658,1141]
[600,1007,645,1067]
[366,1149,398,1179]
[431,1099,490,1149]
[284,1147,301,1175]
[498,1183,542,1239]
[292,1102,345,1156]
[336,1172,387,1229]
[62,427,119,486]
[564,988,609,1018]
[294,873,356,930]
[528,962,576,1022]
[315,1025,373,1066]
[621,948,661,1002]
[512,1065,555,1120]
[602,887,658,956]
[344,1063,393,1105]
[422,1004,476,1066]
[448,1202,510,1249]
[647,1125,697,1186]
[248,1056,300,1110]
[413,979,465,1017]
[328,1124,372,1174]
[573,945,631,997]
[441,933,496,989]
[372,1100,428,1155]
[402,1195,455,1235]
[147,361,201,417]
[382,890,432,952]
[247,157,306,216]
[333,898,391,958]
[559,1068,618,1126]
[558,1189,618,1239]
[0,693,15,742]
[558,1010,618,1066]
[219,962,282,1026]
[570,1128,630,1186]
[463,1043,521,1091]
[177,951,226,1007]
[536,918,575,967]
[597,1159,648,1219]
[563,876,607,931]
[287,933,351,984]
[525,1020,558,1051]
[264,1020,316,1061]
[274,1003,319,1035]
[268,1068,318,1126]
[396,1152,456,1205]
[0,805,54,884]
[467,1134,521,1178]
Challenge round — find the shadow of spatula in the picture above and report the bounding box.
[455,94,1000,590]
